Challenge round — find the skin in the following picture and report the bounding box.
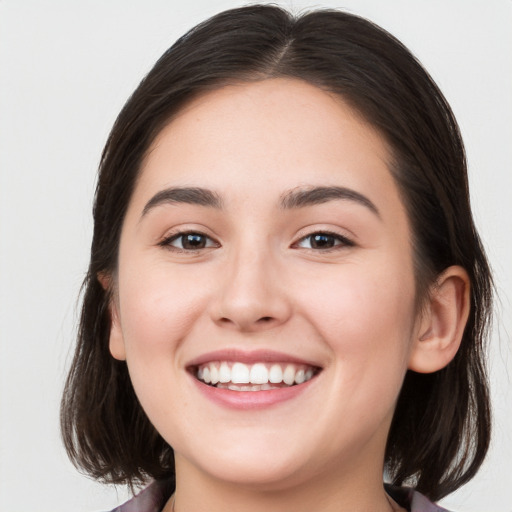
[106,79,470,512]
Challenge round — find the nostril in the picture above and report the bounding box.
[215,315,279,330]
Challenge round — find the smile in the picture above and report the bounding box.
[195,361,318,391]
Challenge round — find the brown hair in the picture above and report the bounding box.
[61,5,493,501]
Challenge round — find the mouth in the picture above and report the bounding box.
[191,361,320,391]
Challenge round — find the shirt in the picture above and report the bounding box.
[109,480,451,512]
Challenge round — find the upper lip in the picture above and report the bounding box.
[186,349,322,369]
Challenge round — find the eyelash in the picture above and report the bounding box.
[158,231,220,252]
[293,231,355,252]
[158,230,355,253]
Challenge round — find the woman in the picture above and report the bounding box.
[61,6,493,511]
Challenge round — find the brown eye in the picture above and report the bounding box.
[309,234,337,248]
[180,233,207,249]
[296,232,354,250]
[162,232,219,251]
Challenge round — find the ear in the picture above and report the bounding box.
[408,266,470,373]
[98,272,126,361]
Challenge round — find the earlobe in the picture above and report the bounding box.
[97,272,126,361]
[408,266,470,374]
[107,302,127,361]
[97,271,111,292]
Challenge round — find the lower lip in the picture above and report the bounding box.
[190,374,318,410]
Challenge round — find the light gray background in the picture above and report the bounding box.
[0,1,510,511]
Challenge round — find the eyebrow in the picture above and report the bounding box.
[142,186,223,216]
[280,186,380,217]
[141,184,380,218]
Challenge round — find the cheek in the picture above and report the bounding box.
[115,265,210,431]
[298,258,417,369]
[117,263,210,361]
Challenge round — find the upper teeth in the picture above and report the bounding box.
[196,362,315,387]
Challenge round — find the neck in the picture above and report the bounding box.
[164,455,402,512]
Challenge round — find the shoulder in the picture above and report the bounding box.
[108,480,174,512]
[385,484,453,512]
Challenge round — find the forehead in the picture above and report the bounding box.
[134,78,403,222]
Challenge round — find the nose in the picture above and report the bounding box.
[210,246,292,332]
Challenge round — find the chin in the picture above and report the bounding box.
[198,456,308,490]
[175,432,311,490]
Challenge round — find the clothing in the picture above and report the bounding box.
[108,480,451,512]
[385,485,451,512]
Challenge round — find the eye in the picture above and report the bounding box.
[295,232,354,250]
[160,231,219,251]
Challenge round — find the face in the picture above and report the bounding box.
[110,79,421,491]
